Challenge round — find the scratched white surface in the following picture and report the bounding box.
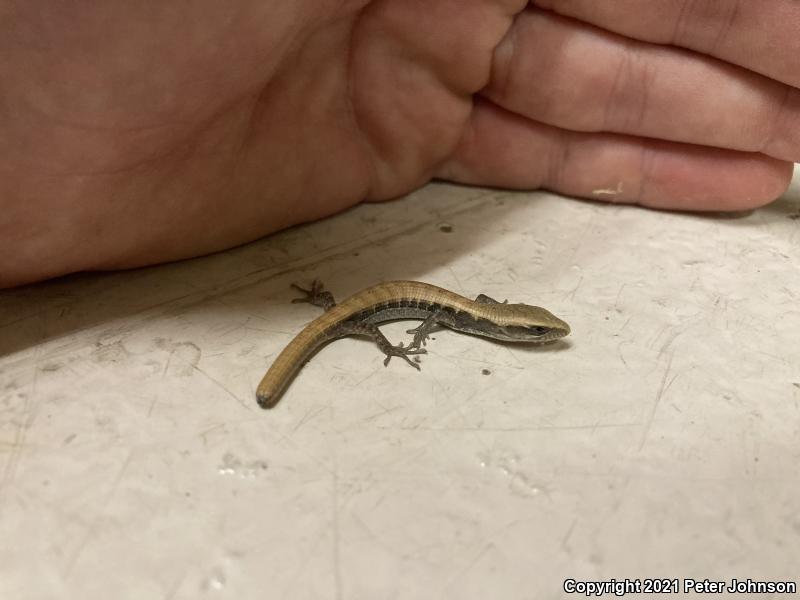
[1,178,799,600]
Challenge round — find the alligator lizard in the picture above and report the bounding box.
[256,280,570,408]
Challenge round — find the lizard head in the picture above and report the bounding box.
[464,302,571,343]
[495,303,570,342]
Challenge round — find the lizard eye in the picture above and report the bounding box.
[504,325,551,338]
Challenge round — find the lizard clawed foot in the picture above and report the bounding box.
[291,279,322,302]
[290,280,335,310]
[382,341,427,370]
[405,322,436,350]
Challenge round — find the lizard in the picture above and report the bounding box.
[256,280,570,408]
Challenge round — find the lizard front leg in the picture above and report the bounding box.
[405,311,443,350]
[405,293,505,349]
[340,321,427,370]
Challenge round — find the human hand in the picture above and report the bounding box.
[450,1,797,210]
[1,1,796,286]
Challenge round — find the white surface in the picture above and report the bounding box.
[1,179,799,600]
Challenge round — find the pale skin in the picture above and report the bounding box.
[1,1,798,288]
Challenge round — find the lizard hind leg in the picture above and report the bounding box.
[290,279,336,311]
[381,341,426,370]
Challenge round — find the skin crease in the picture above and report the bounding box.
[0,0,798,288]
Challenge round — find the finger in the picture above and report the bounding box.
[485,9,800,162]
[437,99,793,211]
[532,0,800,88]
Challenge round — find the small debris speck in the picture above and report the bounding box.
[438,223,454,233]
[481,368,491,376]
